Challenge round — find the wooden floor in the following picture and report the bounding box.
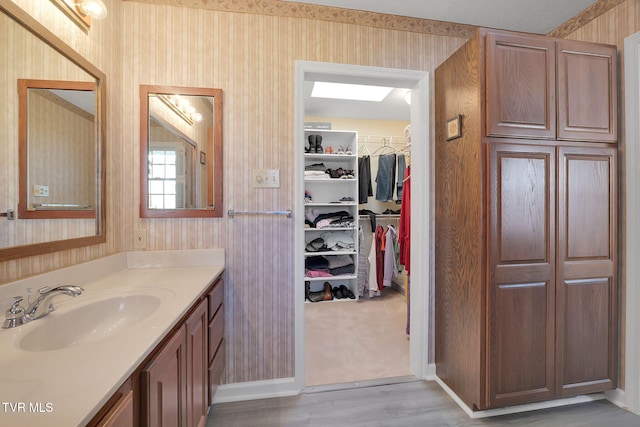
[207,379,640,427]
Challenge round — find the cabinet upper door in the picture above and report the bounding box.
[556,40,617,143]
[486,31,556,139]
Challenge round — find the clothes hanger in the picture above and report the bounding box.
[371,138,399,156]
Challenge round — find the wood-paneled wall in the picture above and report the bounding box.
[120,2,464,384]
[2,0,638,387]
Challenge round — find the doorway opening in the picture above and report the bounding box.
[294,61,431,391]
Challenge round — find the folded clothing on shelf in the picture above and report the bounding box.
[322,231,354,251]
[305,254,355,276]
[305,210,353,229]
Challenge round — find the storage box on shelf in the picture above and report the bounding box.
[303,129,359,302]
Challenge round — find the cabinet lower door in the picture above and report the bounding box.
[487,143,556,408]
[556,146,617,395]
[142,327,187,427]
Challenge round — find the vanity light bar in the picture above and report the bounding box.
[157,94,203,126]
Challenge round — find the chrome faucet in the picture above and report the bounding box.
[2,285,84,328]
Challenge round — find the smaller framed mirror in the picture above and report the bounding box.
[140,85,223,218]
[18,79,98,219]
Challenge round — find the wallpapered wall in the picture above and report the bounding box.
[2,0,639,386]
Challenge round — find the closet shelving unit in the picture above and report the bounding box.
[303,129,359,301]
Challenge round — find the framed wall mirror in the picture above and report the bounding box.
[140,85,223,218]
[0,1,106,261]
[18,79,97,219]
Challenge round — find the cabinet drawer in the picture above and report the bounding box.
[209,305,224,364]
[208,279,224,321]
[209,340,225,405]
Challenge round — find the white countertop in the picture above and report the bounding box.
[0,249,224,426]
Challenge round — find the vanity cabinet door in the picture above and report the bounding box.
[95,390,134,427]
[90,378,135,427]
[142,326,187,427]
[207,278,225,405]
[186,298,209,427]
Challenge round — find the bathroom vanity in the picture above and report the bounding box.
[0,249,224,426]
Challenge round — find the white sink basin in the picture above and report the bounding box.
[19,294,162,352]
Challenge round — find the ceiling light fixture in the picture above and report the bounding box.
[158,95,203,126]
[77,0,108,20]
[311,81,393,102]
[50,0,107,31]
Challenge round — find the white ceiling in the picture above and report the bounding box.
[298,0,599,121]
[284,0,598,34]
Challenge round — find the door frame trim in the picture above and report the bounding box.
[293,61,431,390]
[621,30,640,414]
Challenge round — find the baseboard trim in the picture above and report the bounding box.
[213,378,301,404]
[605,388,628,411]
[425,363,437,380]
[434,376,605,418]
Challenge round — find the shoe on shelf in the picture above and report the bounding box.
[307,135,317,153]
[332,286,344,299]
[340,285,355,299]
[323,282,334,301]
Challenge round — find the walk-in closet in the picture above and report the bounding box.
[301,77,413,387]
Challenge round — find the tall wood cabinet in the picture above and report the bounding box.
[435,28,617,411]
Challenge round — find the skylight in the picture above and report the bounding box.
[311,81,393,102]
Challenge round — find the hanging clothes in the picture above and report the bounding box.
[358,156,373,204]
[357,227,368,297]
[398,166,411,274]
[367,231,380,297]
[382,225,399,287]
[374,224,385,292]
[396,154,406,202]
[375,154,396,201]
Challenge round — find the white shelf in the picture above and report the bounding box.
[304,153,356,160]
[304,202,358,208]
[305,274,357,281]
[305,227,355,232]
[302,129,359,301]
[304,250,356,257]
[304,178,357,183]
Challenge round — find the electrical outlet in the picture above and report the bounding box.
[33,184,49,197]
[253,169,280,188]
[133,229,147,249]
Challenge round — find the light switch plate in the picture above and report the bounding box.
[253,169,280,188]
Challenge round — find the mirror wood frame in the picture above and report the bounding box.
[0,0,106,262]
[18,79,98,220]
[140,85,223,218]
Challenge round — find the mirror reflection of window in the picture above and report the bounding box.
[148,149,178,209]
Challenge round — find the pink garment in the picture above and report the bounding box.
[306,270,333,277]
